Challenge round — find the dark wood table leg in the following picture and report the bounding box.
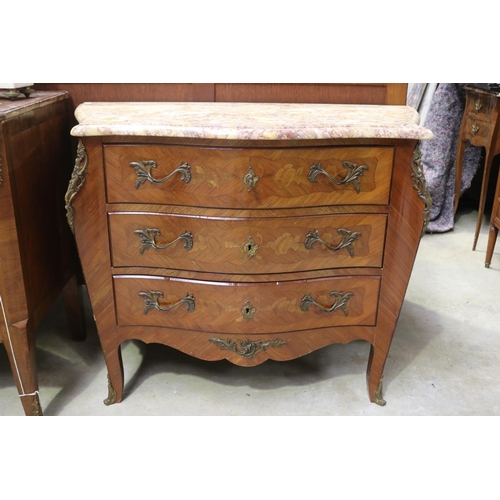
[485,225,498,268]
[473,146,494,250]
[485,164,500,267]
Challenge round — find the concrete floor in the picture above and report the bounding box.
[1,201,499,416]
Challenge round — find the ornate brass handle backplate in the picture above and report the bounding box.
[130,160,191,189]
[300,291,353,315]
[308,161,367,193]
[139,291,195,314]
[472,123,479,134]
[134,228,193,254]
[304,228,361,257]
[475,100,483,112]
[208,338,287,359]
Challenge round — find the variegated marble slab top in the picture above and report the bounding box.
[72,102,433,141]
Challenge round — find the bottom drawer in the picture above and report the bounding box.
[113,274,381,334]
[464,116,491,143]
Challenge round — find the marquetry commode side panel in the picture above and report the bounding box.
[68,102,432,407]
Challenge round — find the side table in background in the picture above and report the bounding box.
[454,84,500,251]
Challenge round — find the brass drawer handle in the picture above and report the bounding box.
[130,160,191,189]
[300,291,354,315]
[134,228,193,254]
[304,228,361,257]
[472,123,480,134]
[242,166,259,192]
[475,100,483,112]
[308,161,367,193]
[208,338,287,359]
[139,291,195,314]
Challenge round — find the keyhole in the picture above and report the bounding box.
[243,236,258,258]
[241,300,256,320]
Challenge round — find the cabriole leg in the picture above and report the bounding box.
[102,343,124,405]
[367,344,388,406]
[485,225,498,268]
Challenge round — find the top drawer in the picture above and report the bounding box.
[104,145,394,209]
[465,91,496,121]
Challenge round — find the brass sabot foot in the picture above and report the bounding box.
[103,374,117,406]
[32,395,43,416]
[373,379,386,406]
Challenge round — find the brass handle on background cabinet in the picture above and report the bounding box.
[130,160,191,189]
[139,291,195,315]
[472,124,480,134]
[300,291,354,315]
[475,100,483,112]
[134,228,193,254]
[242,167,259,192]
[308,161,367,193]
[304,228,361,257]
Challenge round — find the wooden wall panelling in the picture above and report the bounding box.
[214,83,408,105]
[34,83,216,112]
[34,84,408,112]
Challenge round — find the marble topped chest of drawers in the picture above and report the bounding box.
[67,102,433,407]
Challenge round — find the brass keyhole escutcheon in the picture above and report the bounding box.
[241,300,256,320]
[242,166,259,192]
[243,236,259,258]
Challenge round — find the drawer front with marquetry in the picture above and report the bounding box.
[463,116,491,144]
[113,275,381,334]
[108,212,387,273]
[466,92,496,120]
[104,145,394,208]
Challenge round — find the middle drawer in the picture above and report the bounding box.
[109,212,387,274]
